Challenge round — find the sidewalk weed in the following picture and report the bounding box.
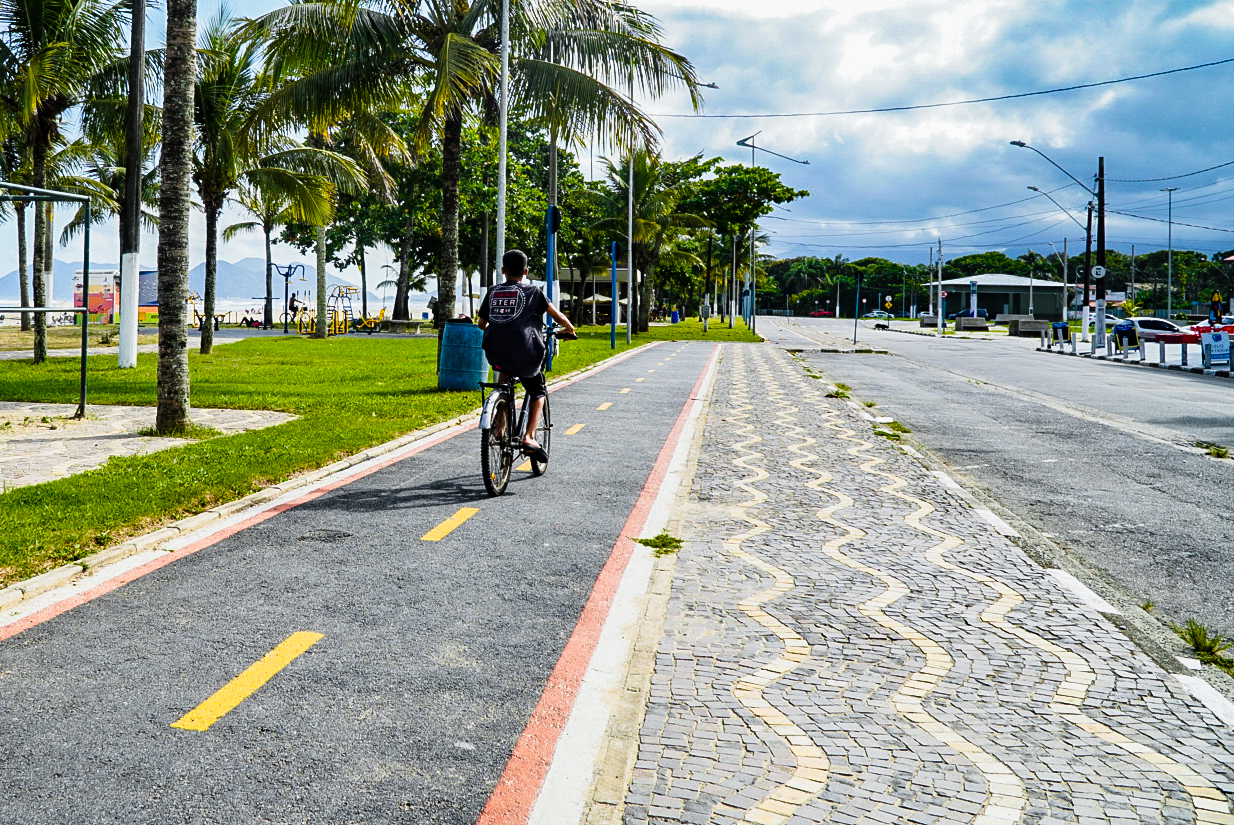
[826,382,851,399]
[862,401,877,407]
[884,420,912,433]
[1172,619,1234,674]
[1194,440,1229,458]
[634,532,684,556]
[872,428,902,441]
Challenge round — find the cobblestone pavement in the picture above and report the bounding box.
[0,401,294,491]
[625,343,1234,825]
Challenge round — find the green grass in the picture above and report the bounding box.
[0,322,755,585]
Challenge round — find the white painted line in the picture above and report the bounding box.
[1175,674,1234,728]
[527,344,722,825]
[931,471,964,493]
[900,445,922,458]
[1177,656,1204,671]
[1046,569,1122,615]
[974,508,1020,537]
[874,416,895,424]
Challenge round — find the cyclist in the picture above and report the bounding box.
[476,249,576,463]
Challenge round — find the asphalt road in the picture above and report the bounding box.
[769,317,1234,638]
[0,340,714,825]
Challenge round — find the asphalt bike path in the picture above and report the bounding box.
[0,340,716,825]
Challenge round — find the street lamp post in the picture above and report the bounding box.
[737,131,808,334]
[1048,239,1068,322]
[1163,187,1178,319]
[1014,141,1106,347]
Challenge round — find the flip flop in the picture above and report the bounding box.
[521,442,549,463]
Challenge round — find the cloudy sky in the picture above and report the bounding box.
[66,0,1234,281]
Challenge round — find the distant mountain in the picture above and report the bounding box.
[0,257,380,304]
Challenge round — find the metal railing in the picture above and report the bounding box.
[0,307,90,417]
[0,181,92,419]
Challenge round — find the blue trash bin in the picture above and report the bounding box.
[671,310,680,324]
[438,319,489,391]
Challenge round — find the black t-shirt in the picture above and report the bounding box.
[478,280,550,376]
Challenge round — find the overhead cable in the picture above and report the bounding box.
[655,57,1234,119]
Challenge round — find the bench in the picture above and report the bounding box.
[955,317,989,331]
[1008,319,1049,337]
[385,320,426,335]
[919,315,940,328]
[994,313,1033,326]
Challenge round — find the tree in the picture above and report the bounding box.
[0,0,129,361]
[156,0,196,433]
[194,10,363,352]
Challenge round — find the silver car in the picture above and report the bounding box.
[1126,316,1184,341]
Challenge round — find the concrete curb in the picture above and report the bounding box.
[1035,344,1234,380]
[0,346,652,613]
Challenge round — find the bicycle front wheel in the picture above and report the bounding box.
[481,396,514,496]
[531,393,551,476]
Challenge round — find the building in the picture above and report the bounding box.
[933,272,1065,319]
[73,269,158,324]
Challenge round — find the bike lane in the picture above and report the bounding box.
[0,340,719,825]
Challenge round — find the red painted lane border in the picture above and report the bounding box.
[476,342,720,825]
[0,341,663,645]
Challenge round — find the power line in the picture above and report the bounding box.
[1107,158,1234,183]
[1107,209,1234,234]
[656,56,1234,119]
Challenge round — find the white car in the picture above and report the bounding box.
[1124,316,1184,341]
[863,310,892,320]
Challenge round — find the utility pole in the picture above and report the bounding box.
[936,239,943,337]
[1163,187,1178,319]
[1082,203,1093,342]
[1094,157,1107,348]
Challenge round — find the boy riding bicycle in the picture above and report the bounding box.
[476,249,576,463]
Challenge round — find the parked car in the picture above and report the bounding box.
[1087,316,1121,331]
[1119,316,1184,341]
[808,309,834,317]
[863,310,892,319]
[947,308,989,320]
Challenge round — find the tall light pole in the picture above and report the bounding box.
[1013,141,1105,347]
[1048,239,1068,322]
[1163,187,1178,319]
[495,0,510,266]
[737,132,808,334]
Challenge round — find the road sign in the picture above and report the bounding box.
[1092,265,1106,279]
[941,291,948,297]
[885,301,892,310]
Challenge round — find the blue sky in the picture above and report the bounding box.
[47,0,1234,280]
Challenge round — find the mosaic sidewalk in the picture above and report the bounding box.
[625,343,1234,825]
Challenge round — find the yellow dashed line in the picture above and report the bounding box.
[597,402,613,410]
[647,369,656,373]
[516,459,532,472]
[171,632,324,732]
[564,423,585,435]
[635,377,646,383]
[619,388,631,394]
[421,507,480,541]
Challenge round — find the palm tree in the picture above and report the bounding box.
[194,9,365,352]
[249,0,700,330]
[595,149,709,331]
[0,0,129,361]
[156,0,196,433]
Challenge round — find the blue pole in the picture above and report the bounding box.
[610,242,617,349]
[545,206,556,370]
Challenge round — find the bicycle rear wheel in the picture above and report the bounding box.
[481,396,514,496]
[531,393,551,476]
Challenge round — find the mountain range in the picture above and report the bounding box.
[0,257,380,305]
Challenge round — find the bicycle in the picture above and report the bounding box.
[478,325,576,496]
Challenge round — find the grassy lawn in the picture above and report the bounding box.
[0,320,758,585]
[0,323,156,351]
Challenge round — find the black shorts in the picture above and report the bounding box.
[495,369,546,400]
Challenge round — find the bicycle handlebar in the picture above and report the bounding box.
[553,330,578,341]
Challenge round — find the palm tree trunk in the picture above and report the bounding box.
[263,221,274,328]
[393,209,413,321]
[358,241,368,318]
[201,202,219,353]
[313,224,328,338]
[16,202,30,331]
[156,0,196,434]
[436,111,462,330]
[31,139,48,363]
